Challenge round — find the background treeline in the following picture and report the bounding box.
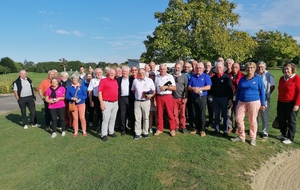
[0,57,129,74]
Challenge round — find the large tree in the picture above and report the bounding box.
[141,0,257,63]
[253,30,300,65]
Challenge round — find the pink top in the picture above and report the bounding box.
[46,86,66,109]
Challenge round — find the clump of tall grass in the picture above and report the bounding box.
[0,76,13,94]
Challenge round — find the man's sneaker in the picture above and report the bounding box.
[149,128,153,134]
[282,139,292,144]
[89,122,93,127]
[154,130,163,136]
[24,125,28,129]
[170,130,176,137]
[61,131,66,137]
[223,132,228,137]
[190,129,197,135]
[108,133,117,138]
[250,139,256,146]
[51,132,57,138]
[32,124,41,127]
[262,133,268,139]
[276,135,285,140]
[231,137,245,142]
[102,136,108,142]
[143,134,149,138]
[200,131,206,137]
[181,128,187,134]
[134,135,141,140]
[45,126,51,131]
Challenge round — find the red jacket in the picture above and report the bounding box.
[278,74,300,106]
[228,70,244,94]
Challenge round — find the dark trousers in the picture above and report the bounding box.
[49,107,66,132]
[227,95,237,130]
[18,96,36,126]
[186,95,194,129]
[213,97,228,133]
[43,101,51,126]
[192,96,207,132]
[207,95,214,125]
[119,96,129,132]
[277,101,298,141]
[91,96,102,127]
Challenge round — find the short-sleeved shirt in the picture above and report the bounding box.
[188,73,212,98]
[98,77,118,101]
[39,78,51,96]
[155,74,176,95]
[45,86,66,109]
[172,73,188,99]
[88,78,102,97]
[13,78,32,97]
[131,77,155,100]
[120,77,130,96]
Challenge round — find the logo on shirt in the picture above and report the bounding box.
[221,80,224,83]
[252,81,256,84]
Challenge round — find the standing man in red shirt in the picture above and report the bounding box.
[98,69,119,142]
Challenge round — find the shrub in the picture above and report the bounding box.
[0,77,13,94]
[266,60,277,67]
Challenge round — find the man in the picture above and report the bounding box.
[227,63,244,133]
[79,66,86,82]
[154,64,177,136]
[39,70,54,130]
[104,67,110,77]
[172,63,188,133]
[191,59,198,74]
[183,62,194,130]
[144,64,150,77]
[188,62,212,137]
[13,70,40,129]
[98,69,119,142]
[210,62,233,136]
[225,58,234,74]
[117,66,135,135]
[88,66,94,78]
[256,61,275,138]
[149,61,159,75]
[204,61,215,128]
[131,68,156,140]
[115,67,122,78]
[60,71,72,130]
[88,68,104,133]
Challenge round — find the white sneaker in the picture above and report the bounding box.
[61,131,66,137]
[51,132,57,138]
[32,124,41,127]
[89,122,93,127]
[24,125,28,129]
[282,139,292,144]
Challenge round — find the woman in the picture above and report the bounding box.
[45,77,66,138]
[82,73,93,127]
[66,73,88,137]
[148,72,157,133]
[276,63,300,144]
[231,62,266,146]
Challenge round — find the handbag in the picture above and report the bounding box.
[69,86,79,112]
[272,116,280,129]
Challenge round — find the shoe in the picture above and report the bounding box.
[223,132,228,137]
[250,139,256,146]
[175,128,179,132]
[190,129,197,134]
[32,124,41,127]
[200,131,206,137]
[170,130,176,137]
[282,139,292,144]
[62,131,66,137]
[133,135,141,140]
[108,133,117,138]
[89,122,93,127]
[102,136,108,142]
[181,128,187,134]
[231,137,245,142]
[45,126,50,131]
[121,131,126,136]
[228,128,233,134]
[276,135,285,140]
[213,130,220,134]
[73,133,78,137]
[143,134,149,138]
[51,132,57,138]
[83,132,87,137]
[154,130,163,136]
[262,133,268,139]
[24,125,28,129]
[149,128,153,134]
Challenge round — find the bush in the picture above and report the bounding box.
[0,77,13,94]
[266,60,277,67]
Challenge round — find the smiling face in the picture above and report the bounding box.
[245,62,256,76]
[283,65,293,77]
[51,78,59,87]
[257,63,266,75]
[138,69,146,80]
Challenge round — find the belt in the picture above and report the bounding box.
[135,99,149,102]
[157,94,171,96]
[104,100,117,103]
[193,96,207,99]
[121,96,129,98]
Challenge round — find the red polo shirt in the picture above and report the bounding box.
[98,77,118,101]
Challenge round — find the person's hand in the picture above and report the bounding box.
[147,94,154,99]
[182,98,187,104]
[100,104,105,111]
[90,101,94,107]
[159,86,168,91]
[154,99,157,107]
[293,105,299,112]
[228,100,233,108]
[260,106,267,111]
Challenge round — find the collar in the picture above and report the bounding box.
[284,73,296,81]
[217,73,224,78]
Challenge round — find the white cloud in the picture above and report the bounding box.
[55,29,84,37]
[293,36,300,44]
[56,29,70,35]
[102,17,111,22]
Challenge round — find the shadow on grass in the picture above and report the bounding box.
[5,110,45,129]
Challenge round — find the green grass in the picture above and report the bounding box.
[0,70,299,190]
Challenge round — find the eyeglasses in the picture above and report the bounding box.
[131,69,137,71]
[247,67,255,69]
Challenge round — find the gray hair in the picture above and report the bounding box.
[71,72,80,79]
[104,66,111,72]
[226,58,234,64]
[122,66,130,71]
[95,68,102,72]
[257,61,266,67]
[159,63,167,69]
[61,71,69,77]
[215,62,225,68]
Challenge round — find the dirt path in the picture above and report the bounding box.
[250,149,300,190]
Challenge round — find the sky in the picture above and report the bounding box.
[0,0,299,64]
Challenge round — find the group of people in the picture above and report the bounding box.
[13,59,300,145]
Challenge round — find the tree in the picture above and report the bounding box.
[0,57,18,73]
[253,30,300,65]
[141,0,256,63]
[59,58,68,72]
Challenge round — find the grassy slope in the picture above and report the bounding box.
[0,70,299,190]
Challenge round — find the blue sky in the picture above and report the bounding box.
[0,0,299,64]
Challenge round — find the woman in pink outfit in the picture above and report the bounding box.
[45,77,66,138]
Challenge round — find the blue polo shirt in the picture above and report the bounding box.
[188,73,212,98]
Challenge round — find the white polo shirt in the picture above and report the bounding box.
[155,74,176,95]
[131,77,155,100]
[88,77,103,97]
[120,77,130,96]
